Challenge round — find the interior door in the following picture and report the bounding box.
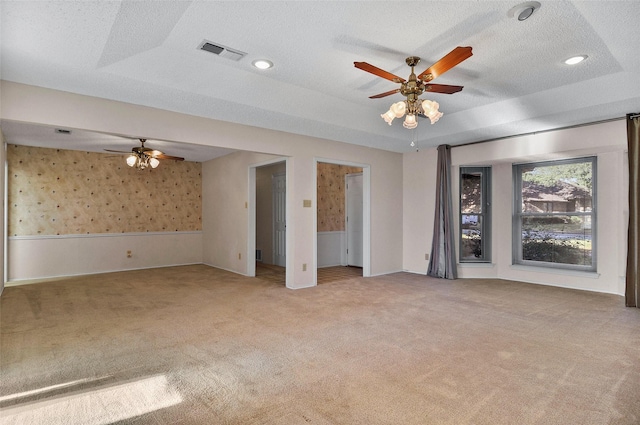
[272,172,286,267]
[346,173,363,267]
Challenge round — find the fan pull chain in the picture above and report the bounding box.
[410,127,419,151]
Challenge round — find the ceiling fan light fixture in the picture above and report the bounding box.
[128,154,152,170]
[126,152,158,170]
[357,47,472,132]
[381,98,444,128]
[106,139,183,170]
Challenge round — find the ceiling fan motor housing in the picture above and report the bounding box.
[400,57,426,99]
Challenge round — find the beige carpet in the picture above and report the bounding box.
[1,265,639,424]
[255,263,362,286]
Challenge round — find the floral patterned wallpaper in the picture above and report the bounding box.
[317,162,362,232]
[7,144,202,236]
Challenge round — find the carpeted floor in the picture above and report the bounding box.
[1,264,639,424]
[255,263,362,286]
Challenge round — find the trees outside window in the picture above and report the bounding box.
[513,157,596,271]
[460,167,491,262]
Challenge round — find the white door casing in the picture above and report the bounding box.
[346,173,363,267]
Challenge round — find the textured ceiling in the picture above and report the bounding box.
[1,0,639,159]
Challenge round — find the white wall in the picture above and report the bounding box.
[202,151,281,275]
[404,120,629,295]
[1,130,5,292]
[0,81,403,287]
[403,147,438,274]
[2,81,627,294]
[7,232,203,282]
[317,231,345,267]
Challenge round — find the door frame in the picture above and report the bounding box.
[248,157,290,287]
[313,158,370,285]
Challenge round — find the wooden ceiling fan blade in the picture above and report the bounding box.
[104,149,133,154]
[143,149,165,157]
[369,88,401,99]
[418,46,473,82]
[154,154,184,161]
[424,83,464,94]
[354,62,406,83]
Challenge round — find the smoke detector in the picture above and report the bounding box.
[198,40,246,61]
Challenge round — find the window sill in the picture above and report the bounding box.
[458,262,494,269]
[509,264,600,279]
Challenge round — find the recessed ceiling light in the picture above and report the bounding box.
[252,59,273,70]
[564,55,587,65]
[507,1,541,21]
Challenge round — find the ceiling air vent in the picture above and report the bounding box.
[198,40,246,61]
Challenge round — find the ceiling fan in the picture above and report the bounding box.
[105,139,184,170]
[354,46,473,128]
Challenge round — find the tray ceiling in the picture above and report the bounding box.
[1,1,639,157]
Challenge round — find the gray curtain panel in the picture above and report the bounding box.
[626,114,639,308]
[427,144,457,279]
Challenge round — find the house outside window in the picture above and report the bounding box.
[513,157,596,271]
[460,167,491,263]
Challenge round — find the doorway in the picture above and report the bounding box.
[315,160,369,284]
[249,159,288,286]
[272,172,286,267]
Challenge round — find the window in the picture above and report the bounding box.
[460,167,491,262]
[513,157,596,271]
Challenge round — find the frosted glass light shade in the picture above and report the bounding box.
[126,155,137,167]
[391,101,406,118]
[403,114,417,129]
[428,110,443,124]
[381,109,395,125]
[149,158,160,168]
[422,99,441,115]
[422,100,443,124]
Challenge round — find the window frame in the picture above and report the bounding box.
[512,156,597,272]
[459,166,491,263]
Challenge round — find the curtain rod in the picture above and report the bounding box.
[452,115,629,149]
[629,113,640,119]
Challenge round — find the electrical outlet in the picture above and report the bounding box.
[238,253,242,260]
[425,253,429,261]
[302,263,307,271]
[127,250,132,258]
